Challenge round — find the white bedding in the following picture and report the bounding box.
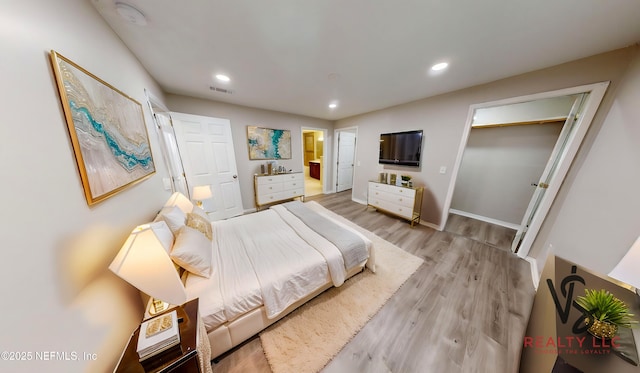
[184,203,374,331]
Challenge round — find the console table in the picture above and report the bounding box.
[367,181,424,226]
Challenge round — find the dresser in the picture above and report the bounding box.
[254,173,304,209]
[367,181,424,226]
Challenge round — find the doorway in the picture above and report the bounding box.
[301,128,326,197]
[443,82,609,258]
[170,112,244,221]
[335,128,357,193]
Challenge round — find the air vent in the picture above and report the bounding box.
[209,86,233,94]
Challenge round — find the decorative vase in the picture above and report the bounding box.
[585,317,618,339]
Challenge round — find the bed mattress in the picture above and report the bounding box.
[184,202,373,333]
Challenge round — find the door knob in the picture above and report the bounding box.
[233,175,238,179]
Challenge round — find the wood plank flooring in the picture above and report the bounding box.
[212,192,535,373]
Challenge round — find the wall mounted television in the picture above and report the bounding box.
[379,130,423,167]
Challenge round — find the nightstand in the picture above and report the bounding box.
[115,298,201,373]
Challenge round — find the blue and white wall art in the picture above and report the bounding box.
[51,51,155,205]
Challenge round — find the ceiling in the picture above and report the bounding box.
[91,0,640,120]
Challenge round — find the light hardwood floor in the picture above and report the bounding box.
[212,192,535,373]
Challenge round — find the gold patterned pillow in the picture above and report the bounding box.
[186,212,212,241]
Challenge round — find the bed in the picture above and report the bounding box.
[154,193,376,359]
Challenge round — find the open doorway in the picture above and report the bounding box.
[301,129,325,197]
[443,82,609,258]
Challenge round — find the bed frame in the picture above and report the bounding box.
[208,264,365,359]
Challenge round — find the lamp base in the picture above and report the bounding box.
[151,298,169,315]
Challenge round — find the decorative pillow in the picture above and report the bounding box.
[190,204,209,220]
[154,205,186,235]
[186,212,213,241]
[170,226,212,278]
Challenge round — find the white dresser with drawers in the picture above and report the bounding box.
[367,181,424,226]
[254,172,305,209]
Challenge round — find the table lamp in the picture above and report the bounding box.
[109,221,186,314]
[192,185,212,208]
[609,235,640,300]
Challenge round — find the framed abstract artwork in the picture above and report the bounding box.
[247,126,292,160]
[50,51,155,205]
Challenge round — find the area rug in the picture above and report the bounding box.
[259,201,424,373]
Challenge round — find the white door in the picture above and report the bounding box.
[511,93,587,252]
[171,112,243,220]
[336,131,356,192]
[154,113,189,196]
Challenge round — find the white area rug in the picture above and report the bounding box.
[259,202,424,373]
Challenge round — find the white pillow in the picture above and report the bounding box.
[170,226,212,278]
[148,220,174,252]
[155,205,186,235]
[164,192,194,214]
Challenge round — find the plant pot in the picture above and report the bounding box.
[585,317,618,339]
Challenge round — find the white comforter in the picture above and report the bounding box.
[184,204,373,331]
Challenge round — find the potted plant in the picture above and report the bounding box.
[575,288,637,338]
[400,175,412,186]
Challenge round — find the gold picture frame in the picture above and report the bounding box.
[247,126,292,160]
[50,51,155,205]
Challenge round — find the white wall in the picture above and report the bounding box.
[0,1,171,372]
[165,94,334,209]
[336,47,637,229]
[530,50,640,274]
[451,123,563,225]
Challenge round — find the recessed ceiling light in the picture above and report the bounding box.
[328,103,338,109]
[431,62,449,71]
[115,2,147,26]
[215,74,230,82]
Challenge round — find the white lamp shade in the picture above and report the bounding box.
[109,222,186,305]
[609,236,640,289]
[193,185,212,200]
[164,192,194,214]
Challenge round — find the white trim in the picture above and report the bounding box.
[419,220,441,230]
[144,88,169,112]
[524,256,540,290]
[442,82,610,258]
[301,127,329,195]
[449,209,521,230]
[352,197,367,205]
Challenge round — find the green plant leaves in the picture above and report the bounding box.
[575,288,637,328]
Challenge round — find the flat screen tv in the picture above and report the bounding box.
[379,130,423,167]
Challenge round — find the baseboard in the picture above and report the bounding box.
[352,197,367,205]
[523,256,540,290]
[449,209,521,230]
[419,220,441,231]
